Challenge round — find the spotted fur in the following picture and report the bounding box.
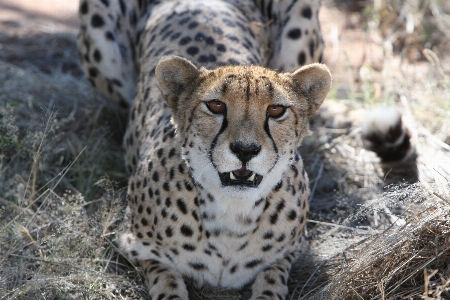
[78,0,330,299]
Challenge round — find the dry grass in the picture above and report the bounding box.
[1,1,450,299]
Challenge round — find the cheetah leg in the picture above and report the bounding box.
[141,259,189,300]
[269,0,324,71]
[249,252,296,300]
[78,0,142,107]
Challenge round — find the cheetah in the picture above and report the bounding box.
[78,0,330,298]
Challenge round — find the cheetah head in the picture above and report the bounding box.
[156,55,331,206]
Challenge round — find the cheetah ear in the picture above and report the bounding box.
[289,63,332,117]
[156,55,200,110]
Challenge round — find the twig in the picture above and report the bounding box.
[297,259,328,299]
[309,163,324,202]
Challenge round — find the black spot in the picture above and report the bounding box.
[205,36,215,45]
[180,224,194,237]
[245,259,262,268]
[291,165,299,177]
[91,14,105,28]
[301,6,312,19]
[131,250,138,257]
[136,232,143,238]
[192,210,199,221]
[187,46,199,56]
[287,209,297,220]
[207,194,214,202]
[171,32,182,41]
[166,280,178,291]
[179,36,192,46]
[254,198,264,207]
[88,67,98,77]
[274,181,283,191]
[118,0,126,15]
[198,55,209,63]
[168,148,176,158]
[138,205,143,214]
[263,231,273,239]
[146,231,153,238]
[309,39,315,58]
[222,18,236,27]
[189,262,207,270]
[238,241,248,251]
[163,182,170,191]
[286,27,301,40]
[177,199,188,214]
[182,243,196,251]
[262,244,273,252]
[276,200,285,212]
[156,294,165,300]
[188,21,199,29]
[100,0,109,7]
[230,264,238,273]
[141,218,148,226]
[226,34,239,42]
[263,290,274,297]
[270,213,278,224]
[159,24,171,35]
[265,275,276,285]
[213,26,223,35]
[195,32,206,41]
[152,171,159,182]
[80,1,88,14]
[165,226,173,237]
[217,44,226,52]
[298,51,306,65]
[208,54,216,62]
[184,181,193,191]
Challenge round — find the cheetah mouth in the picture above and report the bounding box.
[219,165,263,188]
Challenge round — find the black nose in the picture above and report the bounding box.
[230,142,261,163]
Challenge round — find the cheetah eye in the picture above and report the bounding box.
[206,100,226,114]
[267,105,287,119]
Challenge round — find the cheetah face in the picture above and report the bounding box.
[156,56,331,202]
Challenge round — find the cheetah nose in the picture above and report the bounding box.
[229,142,261,164]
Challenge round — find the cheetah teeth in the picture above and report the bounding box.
[229,172,256,181]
